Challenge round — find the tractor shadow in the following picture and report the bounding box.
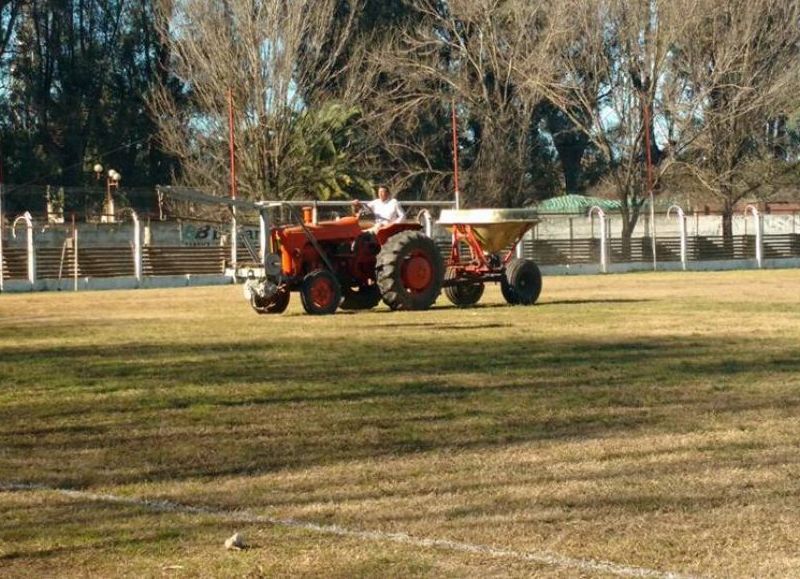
[383,322,506,330]
[3,329,800,489]
[539,298,651,306]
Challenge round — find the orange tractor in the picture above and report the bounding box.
[245,204,542,315]
[246,205,445,315]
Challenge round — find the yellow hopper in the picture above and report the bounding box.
[437,208,539,254]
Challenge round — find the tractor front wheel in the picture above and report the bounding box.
[444,267,484,307]
[501,258,542,306]
[377,230,444,311]
[300,270,341,315]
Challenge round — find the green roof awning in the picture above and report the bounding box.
[536,194,623,214]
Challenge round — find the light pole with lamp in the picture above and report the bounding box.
[94,164,121,223]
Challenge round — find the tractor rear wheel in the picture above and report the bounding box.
[443,267,484,307]
[340,283,381,310]
[300,270,341,315]
[377,230,444,311]
[501,258,542,305]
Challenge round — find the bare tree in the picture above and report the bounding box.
[666,0,800,239]
[372,0,556,207]
[151,0,372,201]
[535,0,699,240]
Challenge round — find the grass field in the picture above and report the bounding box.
[1,270,799,578]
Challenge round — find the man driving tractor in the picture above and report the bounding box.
[352,185,405,229]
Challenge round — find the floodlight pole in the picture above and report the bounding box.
[745,205,763,269]
[259,207,269,270]
[667,205,687,271]
[12,212,36,285]
[588,206,608,273]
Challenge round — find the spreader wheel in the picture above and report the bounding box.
[444,267,484,308]
[300,270,341,315]
[501,258,542,306]
[377,230,444,311]
[251,288,291,314]
[340,283,381,310]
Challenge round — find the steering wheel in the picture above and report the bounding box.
[355,202,376,220]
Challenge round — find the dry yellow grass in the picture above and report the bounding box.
[1,270,799,577]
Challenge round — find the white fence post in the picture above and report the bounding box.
[745,205,763,269]
[12,212,36,285]
[588,206,608,273]
[667,205,687,271]
[73,223,79,292]
[120,209,143,284]
[259,209,269,266]
[230,209,238,273]
[131,210,142,283]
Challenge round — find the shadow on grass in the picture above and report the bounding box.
[376,322,506,330]
[1,332,799,488]
[540,298,652,306]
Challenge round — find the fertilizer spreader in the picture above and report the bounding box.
[438,208,542,308]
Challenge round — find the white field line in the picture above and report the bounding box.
[1,482,698,579]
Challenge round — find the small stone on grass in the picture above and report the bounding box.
[224,532,248,550]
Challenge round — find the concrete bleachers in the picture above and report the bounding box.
[143,246,226,276]
[8,245,228,280]
[1,248,29,280]
[36,247,71,279]
[78,247,135,278]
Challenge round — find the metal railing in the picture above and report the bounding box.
[2,203,800,291]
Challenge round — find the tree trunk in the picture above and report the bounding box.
[545,107,588,194]
[721,200,734,256]
[618,202,642,262]
[557,142,586,194]
[619,218,634,262]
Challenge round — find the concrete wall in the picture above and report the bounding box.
[534,212,800,240]
[2,274,233,293]
[3,211,799,249]
[0,221,263,249]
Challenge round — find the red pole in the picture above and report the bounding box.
[644,102,654,202]
[228,88,237,200]
[643,99,656,270]
[451,100,460,209]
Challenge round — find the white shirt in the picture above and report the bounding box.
[367,198,405,224]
